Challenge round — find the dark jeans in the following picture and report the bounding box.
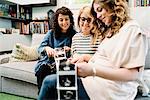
[35,64,55,94]
[38,74,90,100]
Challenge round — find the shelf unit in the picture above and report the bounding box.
[0,0,17,18]
[0,0,56,53]
[22,0,57,7]
[19,5,32,20]
[0,0,56,35]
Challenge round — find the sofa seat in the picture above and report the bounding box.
[0,61,38,99]
[0,61,37,84]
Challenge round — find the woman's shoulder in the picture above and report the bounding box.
[43,29,55,39]
[45,29,55,36]
[47,29,54,34]
[73,32,82,37]
[124,20,140,28]
[120,20,141,32]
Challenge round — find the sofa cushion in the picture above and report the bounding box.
[10,43,39,62]
[0,61,37,84]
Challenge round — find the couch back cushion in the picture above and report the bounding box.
[10,43,39,62]
[31,34,46,46]
[9,34,46,62]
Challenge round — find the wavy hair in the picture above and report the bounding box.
[52,6,75,38]
[91,0,131,38]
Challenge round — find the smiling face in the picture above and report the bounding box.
[93,3,112,26]
[58,14,71,33]
[79,7,94,35]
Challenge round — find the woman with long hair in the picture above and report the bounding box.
[37,0,148,100]
[35,6,76,94]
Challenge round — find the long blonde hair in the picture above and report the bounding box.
[91,0,131,38]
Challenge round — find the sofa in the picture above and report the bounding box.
[0,33,150,99]
[0,34,45,99]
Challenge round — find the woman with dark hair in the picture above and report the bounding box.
[37,0,148,100]
[35,6,76,94]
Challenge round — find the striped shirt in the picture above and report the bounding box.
[71,32,100,56]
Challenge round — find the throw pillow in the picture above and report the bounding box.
[9,43,39,62]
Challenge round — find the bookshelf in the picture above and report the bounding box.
[22,19,50,35]
[0,0,56,53]
[19,5,32,20]
[0,0,56,35]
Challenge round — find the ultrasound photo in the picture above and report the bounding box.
[59,75,75,87]
[60,90,76,100]
[54,48,66,60]
[59,59,75,71]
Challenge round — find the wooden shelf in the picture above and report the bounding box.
[31,19,49,22]
[0,0,55,35]
[20,0,57,7]
[0,16,17,20]
[0,0,16,5]
[21,3,57,7]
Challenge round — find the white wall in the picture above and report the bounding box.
[7,0,50,5]
[0,34,32,52]
[0,19,11,28]
[32,0,67,19]
[130,7,150,28]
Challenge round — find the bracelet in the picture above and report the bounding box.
[92,67,96,77]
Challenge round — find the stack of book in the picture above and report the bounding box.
[129,0,150,7]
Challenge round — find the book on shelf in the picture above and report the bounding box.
[44,21,49,33]
[128,0,150,7]
[30,21,49,34]
[21,23,29,34]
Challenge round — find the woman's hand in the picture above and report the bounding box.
[45,46,55,57]
[64,46,71,52]
[76,62,93,77]
[71,54,92,64]
[70,55,85,64]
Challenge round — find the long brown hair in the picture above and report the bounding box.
[52,6,75,38]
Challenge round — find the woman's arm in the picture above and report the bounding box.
[38,30,54,57]
[95,65,140,81]
[77,62,141,81]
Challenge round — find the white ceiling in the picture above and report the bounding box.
[7,0,50,5]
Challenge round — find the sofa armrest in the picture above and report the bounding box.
[0,54,11,64]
